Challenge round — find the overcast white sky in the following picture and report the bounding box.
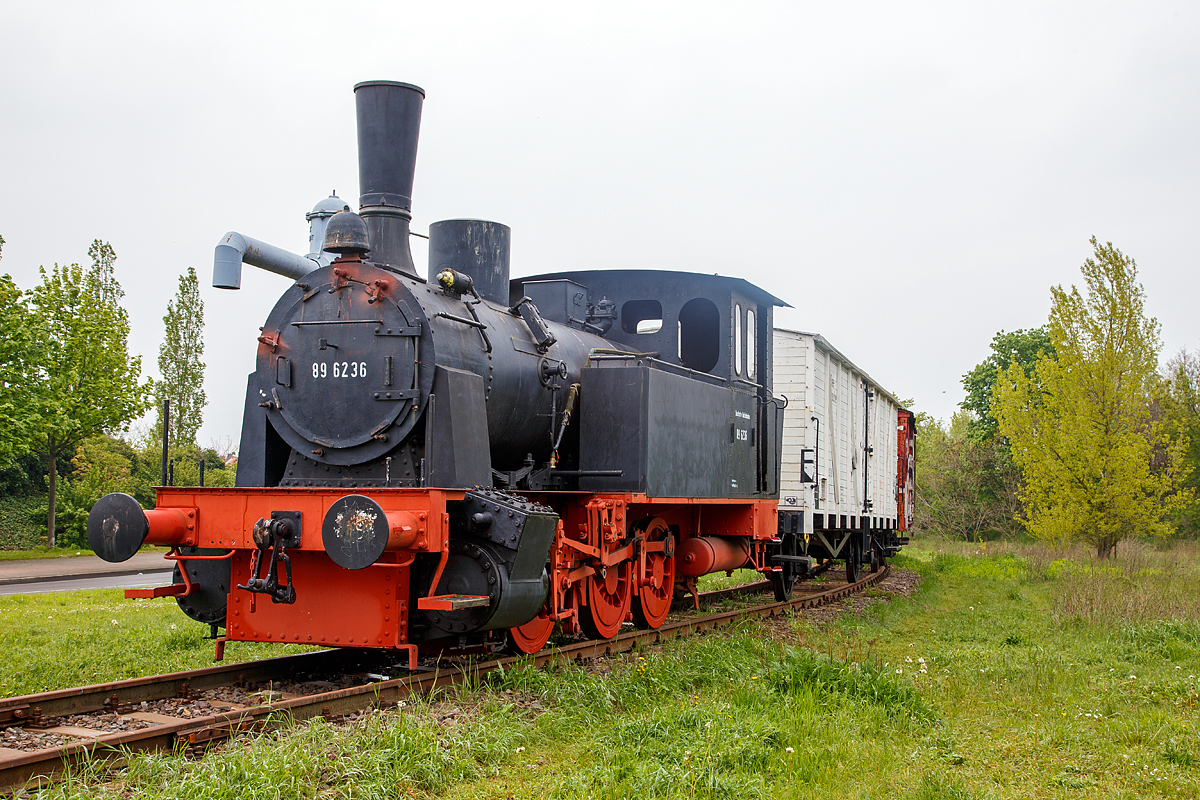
[2,1,1197,448]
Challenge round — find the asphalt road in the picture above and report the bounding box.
[0,571,175,596]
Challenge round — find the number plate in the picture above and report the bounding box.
[311,361,369,379]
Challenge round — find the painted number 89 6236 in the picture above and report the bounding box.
[312,361,367,379]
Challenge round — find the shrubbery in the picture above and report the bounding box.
[12,433,236,551]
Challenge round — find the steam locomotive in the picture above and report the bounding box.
[88,81,914,662]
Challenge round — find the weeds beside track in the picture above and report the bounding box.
[0,564,881,793]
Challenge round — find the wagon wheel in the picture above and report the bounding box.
[631,518,675,629]
[845,535,862,583]
[509,608,555,654]
[769,529,799,602]
[869,540,885,573]
[580,545,632,639]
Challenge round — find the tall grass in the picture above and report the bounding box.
[910,536,1200,626]
[1024,539,1200,627]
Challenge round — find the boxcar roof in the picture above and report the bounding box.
[774,327,905,410]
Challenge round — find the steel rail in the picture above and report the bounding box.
[1,565,887,793]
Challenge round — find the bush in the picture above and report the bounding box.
[0,493,47,550]
[0,451,46,496]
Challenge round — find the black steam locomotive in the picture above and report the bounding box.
[88,81,909,661]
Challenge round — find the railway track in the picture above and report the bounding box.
[0,562,886,793]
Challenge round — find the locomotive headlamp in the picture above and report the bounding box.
[436,268,475,296]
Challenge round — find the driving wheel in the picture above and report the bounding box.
[509,609,555,654]
[631,517,675,629]
[580,550,632,639]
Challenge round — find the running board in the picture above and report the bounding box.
[417,594,490,611]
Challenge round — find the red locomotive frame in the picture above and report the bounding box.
[128,488,781,661]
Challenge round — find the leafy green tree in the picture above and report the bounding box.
[28,246,152,548]
[961,328,1054,444]
[154,266,206,451]
[51,435,139,548]
[944,328,1057,539]
[911,411,1023,541]
[1157,348,1200,535]
[0,236,43,463]
[86,239,122,304]
[994,238,1191,558]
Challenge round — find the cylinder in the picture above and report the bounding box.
[385,510,421,550]
[678,536,751,577]
[354,80,425,276]
[428,220,511,304]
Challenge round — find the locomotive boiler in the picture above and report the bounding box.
[88,80,914,662]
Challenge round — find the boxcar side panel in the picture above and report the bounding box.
[774,328,905,528]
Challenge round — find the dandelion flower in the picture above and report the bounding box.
[785,747,795,754]
[516,746,525,753]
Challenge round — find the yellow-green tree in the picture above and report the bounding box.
[994,238,1190,558]
[28,245,152,547]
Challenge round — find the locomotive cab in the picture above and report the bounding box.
[514,270,788,499]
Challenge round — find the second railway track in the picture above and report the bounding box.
[1,563,887,794]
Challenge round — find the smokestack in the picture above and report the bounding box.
[428,219,511,304]
[354,80,425,277]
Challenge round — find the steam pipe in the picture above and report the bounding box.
[212,231,327,290]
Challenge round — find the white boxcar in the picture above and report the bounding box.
[773,328,913,553]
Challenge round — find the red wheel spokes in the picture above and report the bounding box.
[509,610,554,654]
[582,560,631,638]
[633,518,674,629]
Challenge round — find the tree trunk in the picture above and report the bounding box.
[46,450,57,550]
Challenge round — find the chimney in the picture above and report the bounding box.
[354,80,425,277]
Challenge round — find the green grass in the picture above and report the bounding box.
[12,540,1200,798]
[697,568,765,591]
[0,543,164,561]
[0,590,317,697]
[0,547,92,561]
